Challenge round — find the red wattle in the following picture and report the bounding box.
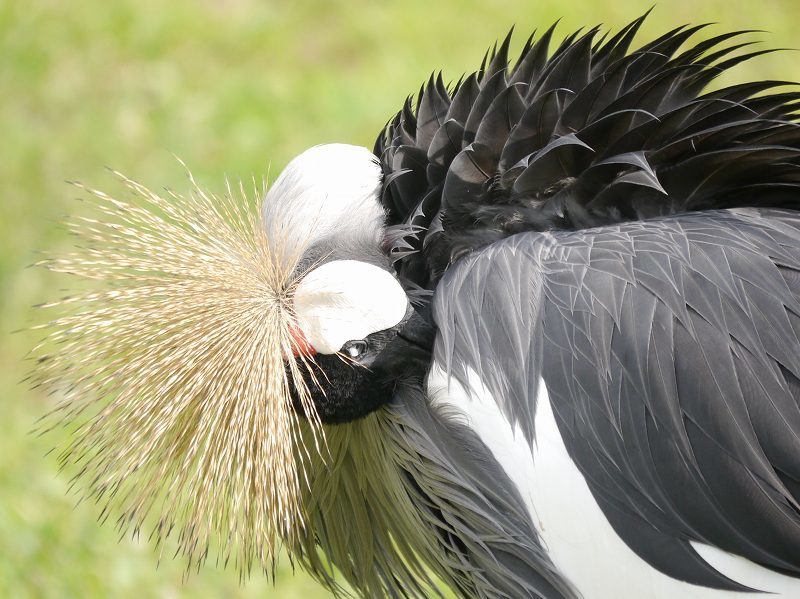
[290,323,316,358]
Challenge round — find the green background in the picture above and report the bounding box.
[2,0,799,597]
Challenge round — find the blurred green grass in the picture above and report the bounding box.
[3,0,800,597]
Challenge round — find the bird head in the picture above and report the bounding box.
[31,142,430,575]
[262,144,430,423]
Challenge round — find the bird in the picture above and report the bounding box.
[31,12,800,599]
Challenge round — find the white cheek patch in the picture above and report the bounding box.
[293,260,409,354]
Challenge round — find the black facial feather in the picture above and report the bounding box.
[375,13,800,289]
[292,324,431,424]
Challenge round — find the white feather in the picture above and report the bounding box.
[690,542,800,596]
[427,364,799,597]
[294,260,408,354]
[261,143,384,261]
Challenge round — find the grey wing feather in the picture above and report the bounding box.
[432,207,800,590]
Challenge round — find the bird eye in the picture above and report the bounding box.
[341,340,368,359]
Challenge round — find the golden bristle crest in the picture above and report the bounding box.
[30,168,321,575]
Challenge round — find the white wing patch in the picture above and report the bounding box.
[691,542,800,596]
[294,260,408,354]
[427,363,797,598]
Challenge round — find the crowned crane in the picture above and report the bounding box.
[34,13,800,599]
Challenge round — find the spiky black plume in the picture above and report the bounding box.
[376,13,800,288]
